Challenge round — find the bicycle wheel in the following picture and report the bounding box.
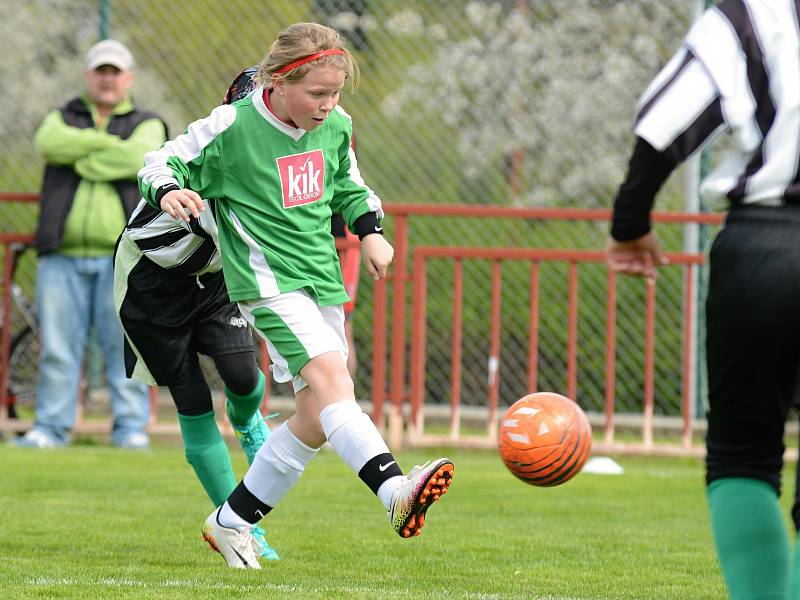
[6,325,38,419]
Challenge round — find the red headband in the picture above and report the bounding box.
[274,49,346,75]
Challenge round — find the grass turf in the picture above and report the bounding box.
[2,441,782,599]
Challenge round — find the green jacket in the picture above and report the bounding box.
[35,95,166,257]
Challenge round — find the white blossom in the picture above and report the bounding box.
[382,0,691,206]
[384,9,425,37]
[328,11,360,33]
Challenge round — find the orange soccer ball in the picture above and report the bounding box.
[498,392,592,487]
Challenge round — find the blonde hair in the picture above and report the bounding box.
[256,23,359,90]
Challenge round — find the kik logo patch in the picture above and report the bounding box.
[276,149,325,208]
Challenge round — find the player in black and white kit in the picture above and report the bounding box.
[113,73,279,561]
[605,1,800,597]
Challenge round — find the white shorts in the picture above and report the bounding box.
[238,289,348,393]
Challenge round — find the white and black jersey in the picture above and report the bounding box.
[124,198,221,276]
[114,199,255,386]
[612,0,800,240]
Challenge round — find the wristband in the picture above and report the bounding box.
[155,183,180,205]
[353,212,383,240]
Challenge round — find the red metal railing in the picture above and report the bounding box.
[375,203,725,452]
[402,246,704,452]
[0,192,37,420]
[0,193,362,431]
[1,193,727,452]
[0,193,164,427]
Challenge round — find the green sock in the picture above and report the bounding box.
[791,538,800,599]
[178,411,237,506]
[708,478,790,600]
[225,371,266,428]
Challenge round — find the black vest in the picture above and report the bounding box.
[36,97,168,256]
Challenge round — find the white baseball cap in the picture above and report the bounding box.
[85,39,134,71]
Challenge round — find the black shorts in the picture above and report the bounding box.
[705,205,800,494]
[119,258,255,386]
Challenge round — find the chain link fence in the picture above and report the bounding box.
[2,1,716,420]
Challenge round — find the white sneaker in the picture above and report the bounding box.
[389,458,454,538]
[201,508,261,569]
[13,429,63,448]
[114,432,150,449]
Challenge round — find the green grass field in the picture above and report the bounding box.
[4,441,789,599]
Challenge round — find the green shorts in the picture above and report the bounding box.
[238,289,347,392]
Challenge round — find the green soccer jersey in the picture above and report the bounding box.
[138,88,382,305]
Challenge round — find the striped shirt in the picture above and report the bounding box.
[122,198,221,276]
[612,0,800,239]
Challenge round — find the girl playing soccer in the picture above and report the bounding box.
[225,65,362,379]
[138,22,453,569]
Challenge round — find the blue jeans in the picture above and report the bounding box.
[33,254,149,444]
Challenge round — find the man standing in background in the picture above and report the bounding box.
[16,40,167,449]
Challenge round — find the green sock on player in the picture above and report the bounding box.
[179,411,236,506]
[225,371,266,428]
[790,537,800,599]
[709,477,790,600]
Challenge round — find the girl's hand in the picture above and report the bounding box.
[361,234,394,280]
[160,188,205,222]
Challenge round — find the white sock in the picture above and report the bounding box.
[320,400,405,509]
[320,400,390,472]
[243,421,318,507]
[218,421,318,531]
